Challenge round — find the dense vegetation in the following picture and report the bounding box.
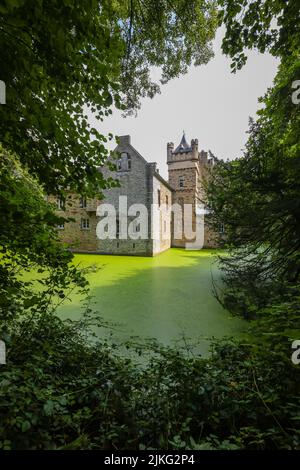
[0,0,299,450]
[205,50,300,318]
[0,0,217,195]
[1,318,299,450]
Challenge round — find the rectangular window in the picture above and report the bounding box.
[80,197,87,208]
[116,219,120,239]
[166,195,169,206]
[164,220,166,232]
[219,223,225,234]
[179,176,185,188]
[158,189,161,206]
[81,218,90,230]
[57,197,65,210]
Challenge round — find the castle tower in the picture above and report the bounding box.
[167,133,201,247]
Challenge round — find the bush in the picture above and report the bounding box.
[0,311,299,450]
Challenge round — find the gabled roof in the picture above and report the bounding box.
[114,136,173,190]
[173,132,192,154]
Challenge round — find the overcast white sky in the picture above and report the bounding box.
[89,27,279,179]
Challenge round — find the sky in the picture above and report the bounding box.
[89,27,279,179]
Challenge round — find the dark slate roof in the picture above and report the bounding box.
[173,133,192,154]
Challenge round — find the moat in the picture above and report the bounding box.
[58,249,246,356]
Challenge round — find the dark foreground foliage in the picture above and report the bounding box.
[1,0,299,451]
[0,309,299,450]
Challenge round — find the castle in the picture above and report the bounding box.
[51,134,218,256]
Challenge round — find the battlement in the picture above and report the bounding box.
[167,133,216,169]
[167,133,199,163]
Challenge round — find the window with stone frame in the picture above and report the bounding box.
[117,159,122,171]
[219,222,225,234]
[81,218,90,230]
[57,196,65,210]
[179,176,185,188]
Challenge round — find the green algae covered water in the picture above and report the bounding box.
[58,248,246,356]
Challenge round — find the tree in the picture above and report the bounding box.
[0,0,217,196]
[0,145,89,325]
[218,0,300,71]
[205,46,300,315]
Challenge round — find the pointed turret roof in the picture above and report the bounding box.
[173,132,192,154]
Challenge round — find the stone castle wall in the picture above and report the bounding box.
[51,135,220,255]
[48,194,99,252]
[167,140,219,249]
[97,135,153,256]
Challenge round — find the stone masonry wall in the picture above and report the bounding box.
[168,145,219,249]
[168,161,199,248]
[49,193,99,252]
[151,175,172,255]
[97,136,153,256]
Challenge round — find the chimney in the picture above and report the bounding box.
[148,162,157,175]
[118,135,131,146]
